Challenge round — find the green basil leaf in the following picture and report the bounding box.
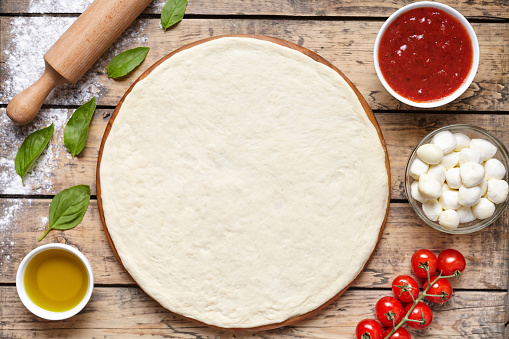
[64,97,96,157]
[14,123,54,186]
[38,185,91,241]
[161,0,187,31]
[107,47,150,78]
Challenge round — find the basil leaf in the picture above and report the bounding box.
[161,0,187,31]
[38,185,91,241]
[107,47,150,78]
[14,123,54,186]
[64,97,96,157]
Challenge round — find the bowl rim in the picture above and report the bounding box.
[16,243,94,320]
[404,124,509,234]
[373,1,480,108]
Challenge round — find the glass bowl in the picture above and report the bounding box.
[405,124,509,234]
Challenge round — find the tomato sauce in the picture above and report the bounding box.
[378,7,473,102]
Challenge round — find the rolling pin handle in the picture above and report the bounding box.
[6,61,66,125]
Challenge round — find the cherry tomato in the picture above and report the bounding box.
[375,296,404,327]
[356,319,383,339]
[404,302,433,329]
[411,249,437,278]
[383,327,412,339]
[392,275,419,303]
[438,249,466,276]
[423,274,453,303]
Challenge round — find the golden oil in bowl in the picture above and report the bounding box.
[24,248,89,312]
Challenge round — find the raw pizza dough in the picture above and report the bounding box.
[100,37,389,328]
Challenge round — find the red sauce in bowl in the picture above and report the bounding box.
[378,7,474,103]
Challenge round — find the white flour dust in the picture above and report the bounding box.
[26,0,166,13]
[0,200,28,276]
[0,108,71,194]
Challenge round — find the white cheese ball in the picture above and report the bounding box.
[439,190,461,210]
[418,174,442,200]
[423,199,442,221]
[487,179,509,204]
[409,158,429,180]
[454,133,471,151]
[459,148,483,165]
[484,158,506,180]
[458,185,482,207]
[442,183,454,192]
[457,206,476,223]
[460,162,485,187]
[440,152,459,170]
[411,181,428,203]
[445,168,462,189]
[472,198,496,219]
[427,164,446,185]
[470,139,497,162]
[417,144,443,165]
[439,210,460,230]
[432,131,457,154]
[479,178,488,196]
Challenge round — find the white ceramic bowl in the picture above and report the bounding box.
[16,243,94,320]
[373,1,479,108]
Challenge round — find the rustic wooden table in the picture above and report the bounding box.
[1,0,508,338]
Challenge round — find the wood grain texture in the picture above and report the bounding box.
[0,286,505,338]
[1,199,506,290]
[2,108,509,201]
[1,18,508,111]
[1,0,509,18]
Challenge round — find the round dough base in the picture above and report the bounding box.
[98,36,389,329]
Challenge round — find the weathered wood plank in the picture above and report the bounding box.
[2,108,509,201]
[0,286,505,338]
[1,199,506,290]
[1,0,508,18]
[1,18,508,111]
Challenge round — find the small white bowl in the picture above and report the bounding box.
[16,243,94,320]
[373,1,480,108]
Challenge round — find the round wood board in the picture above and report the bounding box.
[96,34,391,332]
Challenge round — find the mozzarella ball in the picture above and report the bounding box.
[427,164,446,185]
[432,131,457,154]
[418,174,442,200]
[470,139,497,161]
[440,152,459,170]
[409,158,429,180]
[454,133,471,151]
[411,181,428,203]
[439,190,461,210]
[458,185,482,207]
[484,158,506,180]
[487,179,509,204]
[457,206,476,223]
[439,210,460,230]
[442,183,454,192]
[423,199,443,221]
[479,178,488,196]
[445,168,462,189]
[472,198,496,219]
[460,162,485,187]
[417,144,443,165]
[459,148,483,165]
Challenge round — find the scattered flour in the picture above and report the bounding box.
[26,0,166,13]
[1,16,149,105]
[0,200,28,277]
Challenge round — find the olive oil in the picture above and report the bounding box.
[24,249,88,312]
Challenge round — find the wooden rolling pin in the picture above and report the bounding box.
[6,0,154,125]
